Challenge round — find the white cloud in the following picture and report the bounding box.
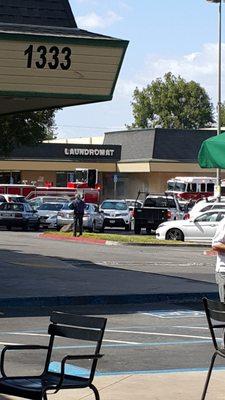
[114,43,225,107]
[135,43,225,104]
[77,11,122,30]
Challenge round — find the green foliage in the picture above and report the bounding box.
[0,109,58,156]
[129,72,214,129]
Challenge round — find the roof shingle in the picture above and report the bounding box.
[0,0,77,28]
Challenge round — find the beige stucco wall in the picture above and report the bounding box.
[0,159,223,199]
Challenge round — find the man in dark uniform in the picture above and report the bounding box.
[71,193,86,236]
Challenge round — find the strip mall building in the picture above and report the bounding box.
[1,128,223,199]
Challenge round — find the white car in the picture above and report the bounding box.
[188,197,225,220]
[156,209,225,242]
[100,199,131,231]
[28,196,70,210]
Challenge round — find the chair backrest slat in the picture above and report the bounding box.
[48,323,102,342]
[202,297,225,350]
[208,308,225,323]
[206,298,225,312]
[50,312,106,330]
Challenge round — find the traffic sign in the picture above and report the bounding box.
[113,174,118,183]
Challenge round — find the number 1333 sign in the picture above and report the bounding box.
[24,44,72,70]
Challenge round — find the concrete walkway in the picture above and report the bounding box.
[1,370,224,400]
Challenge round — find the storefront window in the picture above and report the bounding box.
[56,172,75,187]
[0,171,21,184]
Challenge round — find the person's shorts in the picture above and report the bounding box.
[215,271,225,302]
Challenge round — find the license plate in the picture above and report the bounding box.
[110,219,115,223]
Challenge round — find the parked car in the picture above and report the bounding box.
[37,202,66,228]
[126,199,143,218]
[28,196,70,210]
[100,199,131,230]
[156,209,225,242]
[0,194,27,204]
[44,215,58,229]
[0,202,40,230]
[133,194,182,234]
[56,202,104,232]
[187,197,225,220]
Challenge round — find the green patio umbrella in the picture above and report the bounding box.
[198,131,225,168]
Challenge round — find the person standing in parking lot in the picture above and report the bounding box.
[71,193,85,237]
[212,217,225,302]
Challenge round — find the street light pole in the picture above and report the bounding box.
[207,0,222,199]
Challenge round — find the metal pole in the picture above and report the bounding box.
[217,0,222,200]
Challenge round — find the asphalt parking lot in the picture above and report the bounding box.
[0,303,221,377]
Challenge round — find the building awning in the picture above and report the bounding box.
[0,1,128,114]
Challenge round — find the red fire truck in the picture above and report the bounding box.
[166,176,217,201]
[0,184,100,203]
[0,169,101,203]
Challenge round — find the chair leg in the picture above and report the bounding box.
[90,383,100,400]
[201,352,217,400]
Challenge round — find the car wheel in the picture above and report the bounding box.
[146,226,152,235]
[166,228,184,241]
[92,221,97,232]
[125,223,131,231]
[6,225,11,231]
[134,222,141,234]
[33,223,40,231]
[56,225,61,232]
[22,223,28,231]
[99,222,105,233]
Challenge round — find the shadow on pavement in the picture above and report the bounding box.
[0,248,218,318]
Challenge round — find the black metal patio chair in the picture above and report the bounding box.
[201,297,225,400]
[0,312,107,400]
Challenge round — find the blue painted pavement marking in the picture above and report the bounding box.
[49,362,89,377]
[48,363,225,377]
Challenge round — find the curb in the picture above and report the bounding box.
[39,233,106,245]
[0,291,219,309]
[39,233,211,248]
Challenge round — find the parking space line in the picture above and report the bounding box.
[174,326,208,330]
[107,329,210,340]
[0,341,20,345]
[104,339,140,345]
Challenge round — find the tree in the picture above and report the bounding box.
[129,72,214,130]
[0,109,58,156]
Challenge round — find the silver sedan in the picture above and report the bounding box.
[56,203,104,232]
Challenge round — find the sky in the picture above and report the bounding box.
[55,0,225,138]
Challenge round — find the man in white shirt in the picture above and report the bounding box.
[212,218,225,302]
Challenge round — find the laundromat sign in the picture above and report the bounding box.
[64,145,121,161]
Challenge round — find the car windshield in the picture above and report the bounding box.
[9,197,26,203]
[126,200,141,208]
[38,203,64,211]
[144,197,176,208]
[101,201,128,210]
[0,203,24,211]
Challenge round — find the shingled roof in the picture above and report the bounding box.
[0,0,77,28]
[104,128,217,163]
